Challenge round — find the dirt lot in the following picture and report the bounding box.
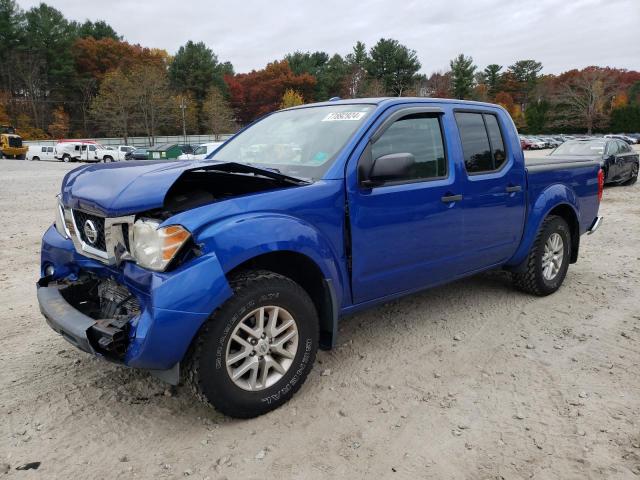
[1,153,639,479]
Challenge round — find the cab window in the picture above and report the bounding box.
[370,113,446,182]
[455,112,507,174]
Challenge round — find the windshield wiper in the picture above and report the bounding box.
[196,161,311,185]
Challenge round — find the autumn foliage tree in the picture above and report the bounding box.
[225,61,316,124]
[48,106,70,138]
[280,89,304,108]
[202,88,236,139]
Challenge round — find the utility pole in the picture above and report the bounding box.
[179,96,187,143]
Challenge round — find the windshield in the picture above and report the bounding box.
[551,140,605,156]
[210,104,374,180]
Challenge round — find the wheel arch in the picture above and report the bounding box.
[506,184,582,271]
[546,203,579,263]
[227,250,339,350]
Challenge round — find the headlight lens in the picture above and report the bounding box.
[54,195,69,239]
[131,219,191,271]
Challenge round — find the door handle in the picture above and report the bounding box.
[441,194,462,203]
[506,185,522,193]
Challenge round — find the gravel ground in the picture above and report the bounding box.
[1,152,639,479]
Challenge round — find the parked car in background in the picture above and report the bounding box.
[38,98,604,418]
[177,142,224,160]
[605,134,638,145]
[540,136,562,148]
[93,145,136,162]
[549,138,638,185]
[125,148,149,161]
[523,136,547,149]
[26,144,56,161]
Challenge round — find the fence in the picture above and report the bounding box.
[23,134,235,148]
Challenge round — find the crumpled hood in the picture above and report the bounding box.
[61,160,200,216]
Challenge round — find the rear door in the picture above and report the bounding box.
[46,146,54,161]
[616,140,636,178]
[605,141,623,181]
[454,110,526,272]
[348,107,464,303]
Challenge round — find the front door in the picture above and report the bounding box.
[348,109,464,304]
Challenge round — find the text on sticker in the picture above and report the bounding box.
[322,112,366,122]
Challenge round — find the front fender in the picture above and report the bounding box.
[506,183,580,268]
[191,212,346,307]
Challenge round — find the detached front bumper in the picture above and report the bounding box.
[38,225,233,380]
[37,281,97,355]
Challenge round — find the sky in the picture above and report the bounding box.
[19,0,640,75]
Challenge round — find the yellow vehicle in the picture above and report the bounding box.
[0,125,28,159]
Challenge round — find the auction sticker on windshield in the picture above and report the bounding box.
[322,112,367,121]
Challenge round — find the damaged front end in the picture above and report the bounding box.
[38,273,140,361]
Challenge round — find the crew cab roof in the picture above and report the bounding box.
[284,97,508,111]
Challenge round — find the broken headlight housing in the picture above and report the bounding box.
[54,195,69,239]
[131,219,191,271]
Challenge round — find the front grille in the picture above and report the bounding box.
[73,210,106,251]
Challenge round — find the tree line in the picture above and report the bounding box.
[1,0,639,144]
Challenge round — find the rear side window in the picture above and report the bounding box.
[618,141,631,153]
[455,112,507,174]
[41,147,46,152]
[371,113,446,182]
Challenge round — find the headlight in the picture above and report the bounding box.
[54,195,69,239]
[131,219,191,271]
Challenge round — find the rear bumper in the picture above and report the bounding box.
[587,216,603,234]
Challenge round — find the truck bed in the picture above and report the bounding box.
[525,155,601,236]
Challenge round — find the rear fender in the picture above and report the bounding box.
[505,184,579,269]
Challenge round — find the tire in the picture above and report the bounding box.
[512,215,571,296]
[62,155,70,163]
[31,156,39,161]
[623,162,638,186]
[186,270,319,418]
[103,156,113,163]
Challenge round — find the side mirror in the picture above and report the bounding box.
[362,153,415,187]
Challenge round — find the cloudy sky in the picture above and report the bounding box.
[20,0,640,74]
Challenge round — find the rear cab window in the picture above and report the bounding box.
[455,111,507,174]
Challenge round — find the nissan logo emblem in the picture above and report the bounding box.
[83,219,98,245]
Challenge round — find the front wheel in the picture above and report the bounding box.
[103,156,113,163]
[513,215,571,296]
[186,270,319,418]
[62,155,70,163]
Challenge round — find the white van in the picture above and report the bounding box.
[177,142,224,160]
[54,141,101,162]
[26,144,56,161]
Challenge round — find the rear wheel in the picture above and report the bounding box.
[62,155,70,163]
[103,156,113,163]
[623,162,638,186]
[186,270,319,418]
[513,215,571,296]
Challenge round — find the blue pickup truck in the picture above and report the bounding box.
[38,98,603,417]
